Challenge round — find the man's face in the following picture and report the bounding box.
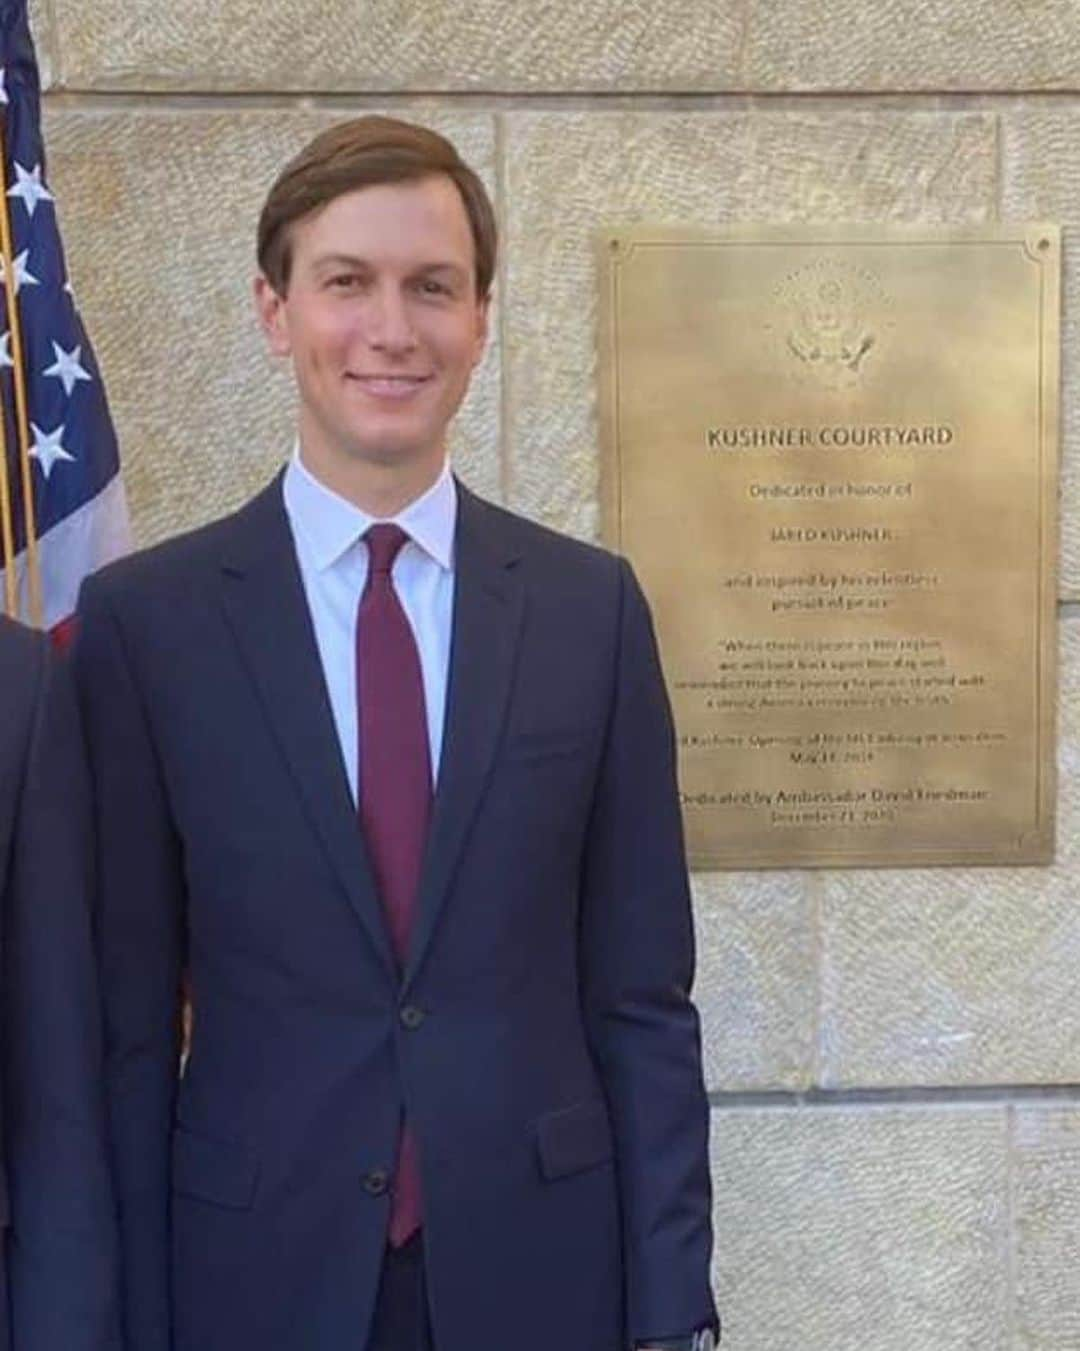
[256,174,489,478]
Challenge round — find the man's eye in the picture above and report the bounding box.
[328,274,361,290]
[418,278,450,297]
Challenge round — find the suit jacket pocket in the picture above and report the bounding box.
[172,1125,259,1210]
[500,728,590,766]
[535,1098,614,1181]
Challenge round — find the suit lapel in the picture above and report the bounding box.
[217,475,397,984]
[404,485,525,990]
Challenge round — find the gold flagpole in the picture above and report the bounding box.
[0,371,15,617]
[0,110,41,627]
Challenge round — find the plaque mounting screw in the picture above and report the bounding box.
[1038,237,1051,252]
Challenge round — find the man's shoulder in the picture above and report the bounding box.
[0,616,44,720]
[0,613,45,668]
[462,487,624,588]
[82,475,282,615]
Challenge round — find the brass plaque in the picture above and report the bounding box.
[598,226,1059,868]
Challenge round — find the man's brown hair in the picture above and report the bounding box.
[257,115,497,299]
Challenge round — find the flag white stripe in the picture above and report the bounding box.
[1,473,130,628]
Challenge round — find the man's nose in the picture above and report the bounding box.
[365,284,417,352]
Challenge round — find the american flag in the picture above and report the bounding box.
[0,0,128,638]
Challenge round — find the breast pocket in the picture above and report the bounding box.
[499,727,592,767]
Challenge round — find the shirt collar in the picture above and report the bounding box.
[283,446,457,574]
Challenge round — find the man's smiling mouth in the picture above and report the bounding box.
[347,373,432,399]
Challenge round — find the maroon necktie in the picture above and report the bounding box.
[357,523,430,1247]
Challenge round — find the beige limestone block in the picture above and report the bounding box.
[28,0,53,88]
[1014,1106,1080,1349]
[817,621,1080,1089]
[502,109,996,541]
[41,106,500,548]
[693,872,816,1092]
[712,1105,1009,1350]
[744,0,1080,91]
[52,0,742,92]
[1003,105,1080,599]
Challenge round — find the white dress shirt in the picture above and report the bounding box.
[282,450,456,801]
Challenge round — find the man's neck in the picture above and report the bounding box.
[297,440,446,518]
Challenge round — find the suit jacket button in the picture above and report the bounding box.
[400,1004,425,1030]
[363,1169,389,1196]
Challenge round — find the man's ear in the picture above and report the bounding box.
[254,273,291,358]
[472,293,491,368]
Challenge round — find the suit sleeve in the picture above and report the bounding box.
[74,576,186,1351]
[579,558,718,1345]
[3,636,121,1349]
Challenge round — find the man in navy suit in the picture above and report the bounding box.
[75,116,717,1351]
[0,617,118,1350]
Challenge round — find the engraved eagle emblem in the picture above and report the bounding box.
[768,258,891,391]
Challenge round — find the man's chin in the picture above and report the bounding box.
[335,434,443,473]
[354,442,428,468]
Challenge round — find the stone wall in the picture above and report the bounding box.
[34,2,1080,1344]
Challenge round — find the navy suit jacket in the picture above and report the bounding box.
[74,477,716,1351]
[0,617,119,1350]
